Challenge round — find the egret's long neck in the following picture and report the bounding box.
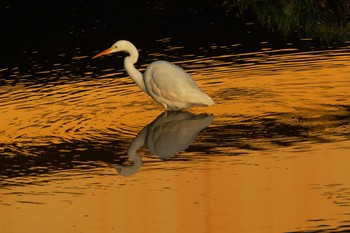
[124,47,146,92]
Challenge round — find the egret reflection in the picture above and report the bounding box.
[115,111,214,176]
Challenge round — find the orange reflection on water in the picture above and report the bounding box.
[1,142,349,233]
[0,47,350,233]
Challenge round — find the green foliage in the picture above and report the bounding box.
[220,0,350,43]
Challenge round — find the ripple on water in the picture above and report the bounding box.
[0,43,350,233]
[0,45,349,176]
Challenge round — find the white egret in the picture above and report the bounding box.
[93,40,214,110]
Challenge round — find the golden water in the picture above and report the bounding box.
[0,45,350,232]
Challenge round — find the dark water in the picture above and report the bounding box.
[1,1,350,233]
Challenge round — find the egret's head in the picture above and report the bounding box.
[93,40,135,59]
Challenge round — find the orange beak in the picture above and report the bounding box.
[92,47,113,59]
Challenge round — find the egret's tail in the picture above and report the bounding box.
[197,93,214,106]
[204,95,215,106]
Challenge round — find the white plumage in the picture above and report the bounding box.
[93,40,214,110]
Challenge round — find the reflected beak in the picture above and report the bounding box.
[92,47,113,59]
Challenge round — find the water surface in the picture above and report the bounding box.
[0,41,350,232]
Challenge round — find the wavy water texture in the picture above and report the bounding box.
[0,43,350,233]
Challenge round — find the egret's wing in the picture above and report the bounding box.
[145,61,204,102]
